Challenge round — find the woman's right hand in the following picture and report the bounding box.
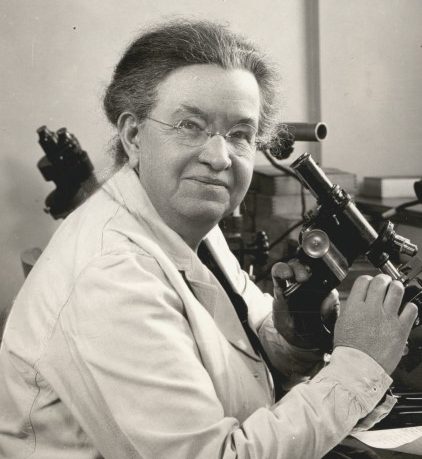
[334,274,418,375]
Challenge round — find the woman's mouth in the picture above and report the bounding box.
[186,176,228,188]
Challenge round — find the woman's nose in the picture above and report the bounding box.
[198,135,232,171]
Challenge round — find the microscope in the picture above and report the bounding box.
[282,152,422,362]
[37,126,97,219]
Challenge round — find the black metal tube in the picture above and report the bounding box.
[285,122,328,142]
[290,152,334,199]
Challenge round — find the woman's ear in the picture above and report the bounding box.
[117,112,141,169]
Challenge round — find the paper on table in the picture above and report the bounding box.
[391,436,422,455]
[352,426,422,452]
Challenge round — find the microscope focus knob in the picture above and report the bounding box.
[302,229,330,259]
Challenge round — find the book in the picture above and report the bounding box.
[362,176,421,198]
[252,164,357,196]
[245,191,317,219]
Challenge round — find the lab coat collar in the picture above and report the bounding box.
[103,165,261,362]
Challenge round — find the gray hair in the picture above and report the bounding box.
[103,19,280,164]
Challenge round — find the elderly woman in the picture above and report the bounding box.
[0,20,417,459]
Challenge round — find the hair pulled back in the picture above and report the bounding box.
[103,19,279,164]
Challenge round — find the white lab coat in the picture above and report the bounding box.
[0,165,394,459]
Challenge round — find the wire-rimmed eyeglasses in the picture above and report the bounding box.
[146,117,259,155]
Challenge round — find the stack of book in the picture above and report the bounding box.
[248,163,357,218]
[361,176,420,198]
[252,163,356,196]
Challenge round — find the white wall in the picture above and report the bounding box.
[0,0,314,318]
[319,0,422,181]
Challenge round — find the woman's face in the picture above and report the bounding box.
[133,64,261,243]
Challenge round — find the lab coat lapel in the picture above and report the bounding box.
[184,258,261,362]
[106,166,260,362]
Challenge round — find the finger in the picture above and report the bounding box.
[383,280,404,315]
[365,274,391,306]
[271,263,294,299]
[271,262,294,283]
[321,289,340,319]
[399,302,419,331]
[287,259,311,283]
[347,275,372,304]
[273,294,290,315]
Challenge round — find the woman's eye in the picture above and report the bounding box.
[228,126,255,143]
[230,131,248,140]
[178,119,203,131]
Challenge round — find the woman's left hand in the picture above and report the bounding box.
[271,259,340,348]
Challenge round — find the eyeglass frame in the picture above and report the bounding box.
[145,116,261,154]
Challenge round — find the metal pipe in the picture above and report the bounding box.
[285,122,328,142]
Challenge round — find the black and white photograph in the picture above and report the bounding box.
[1,1,422,458]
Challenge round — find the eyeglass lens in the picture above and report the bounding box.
[176,122,257,153]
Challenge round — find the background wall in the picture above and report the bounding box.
[0,0,316,322]
[319,0,422,179]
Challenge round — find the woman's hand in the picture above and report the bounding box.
[334,274,418,375]
[271,259,340,349]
